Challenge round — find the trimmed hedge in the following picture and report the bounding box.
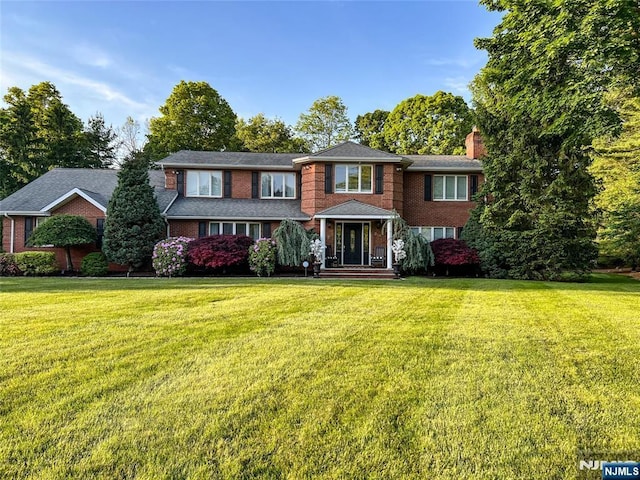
[81,252,109,277]
[0,253,22,276]
[14,252,58,276]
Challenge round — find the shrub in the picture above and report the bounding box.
[248,238,277,277]
[81,252,109,277]
[188,235,254,273]
[272,219,315,267]
[431,238,480,276]
[152,237,193,277]
[0,254,22,276]
[14,252,58,276]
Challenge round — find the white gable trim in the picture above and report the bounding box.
[40,188,107,213]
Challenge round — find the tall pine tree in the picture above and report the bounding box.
[103,155,165,274]
[465,0,640,280]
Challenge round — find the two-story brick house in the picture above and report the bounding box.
[0,130,485,271]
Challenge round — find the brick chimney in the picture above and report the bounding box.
[465,127,486,159]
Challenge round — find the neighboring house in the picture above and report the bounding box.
[0,130,485,271]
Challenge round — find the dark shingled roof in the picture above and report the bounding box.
[0,168,174,214]
[165,197,310,221]
[405,155,483,172]
[315,200,394,218]
[308,141,402,159]
[157,150,302,169]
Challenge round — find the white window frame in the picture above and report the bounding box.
[261,172,296,199]
[186,170,223,197]
[334,164,373,194]
[433,175,468,201]
[209,222,261,240]
[410,226,456,241]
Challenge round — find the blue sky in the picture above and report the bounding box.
[1,1,502,133]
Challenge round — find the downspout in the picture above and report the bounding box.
[4,213,15,253]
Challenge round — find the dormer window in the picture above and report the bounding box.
[261,173,295,198]
[335,165,372,193]
[186,171,222,197]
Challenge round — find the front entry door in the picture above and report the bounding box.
[343,223,363,265]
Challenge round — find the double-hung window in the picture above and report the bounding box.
[261,173,295,198]
[209,222,261,240]
[186,171,222,197]
[433,175,468,201]
[410,226,456,241]
[335,164,372,193]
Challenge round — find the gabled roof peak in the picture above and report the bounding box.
[309,141,402,159]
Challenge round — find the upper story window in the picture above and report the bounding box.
[433,175,468,201]
[335,164,372,193]
[261,173,295,198]
[186,170,222,197]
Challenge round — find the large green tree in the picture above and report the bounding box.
[235,114,307,153]
[27,214,96,272]
[355,109,390,151]
[383,91,473,155]
[145,81,237,159]
[84,113,118,168]
[464,0,640,280]
[295,96,353,152]
[591,95,640,268]
[103,156,165,274]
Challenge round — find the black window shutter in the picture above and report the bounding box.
[177,170,184,196]
[24,217,34,244]
[470,174,478,197]
[224,170,232,198]
[325,164,333,194]
[251,172,259,198]
[375,164,384,194]
[198,221,207,238]
[262,222,272,238]
[424,174,432,201]
[457,226,464,239]
[96,218,105,248]
[297,172,302,199]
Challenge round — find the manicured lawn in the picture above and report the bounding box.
[1,275,639,479]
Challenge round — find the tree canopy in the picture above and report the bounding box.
[27,214,96,271]
[383,91,473,155]
[103,156,165,274]
[354,110,390,151]
[145,81,237,159]
[464,0,640,280]
[295,96,353,152]
[235,114,307,153]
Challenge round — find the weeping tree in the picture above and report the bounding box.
[272,219,316,267]
[383,212,434,273]
[28,214,96,272]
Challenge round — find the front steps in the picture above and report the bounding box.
[319,267,396,280]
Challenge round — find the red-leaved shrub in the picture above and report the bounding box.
[188,235,254,272]
[431,238,480,266]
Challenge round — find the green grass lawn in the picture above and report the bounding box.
[1,275,639,479]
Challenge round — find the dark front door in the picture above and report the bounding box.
[343,223,363,265]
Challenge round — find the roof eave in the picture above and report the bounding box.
[166,215,311,221]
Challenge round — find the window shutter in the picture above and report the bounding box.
[24,217,34,245]
[470,174,478,197]
[325,164,333,194]
[177,170,184,196]
[251,172,259,198]
[375,164,384,194]
[96,218,105,248]
[223,170,232,198]
[198,221,207,238]
[297,172,302,199]
[262,222,272,238]
[457,226,464,239]
[424,174,432,201]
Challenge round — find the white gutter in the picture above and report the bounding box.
[4,213,14,253]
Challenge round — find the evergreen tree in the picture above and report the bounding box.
[103,155,166,274]
[466,0,640,280]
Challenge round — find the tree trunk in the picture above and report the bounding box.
[65,246,73,272]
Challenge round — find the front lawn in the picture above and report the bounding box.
[1,276,639,479]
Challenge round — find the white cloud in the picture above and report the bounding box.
[72,44,113,69]
[444,76,472,98]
